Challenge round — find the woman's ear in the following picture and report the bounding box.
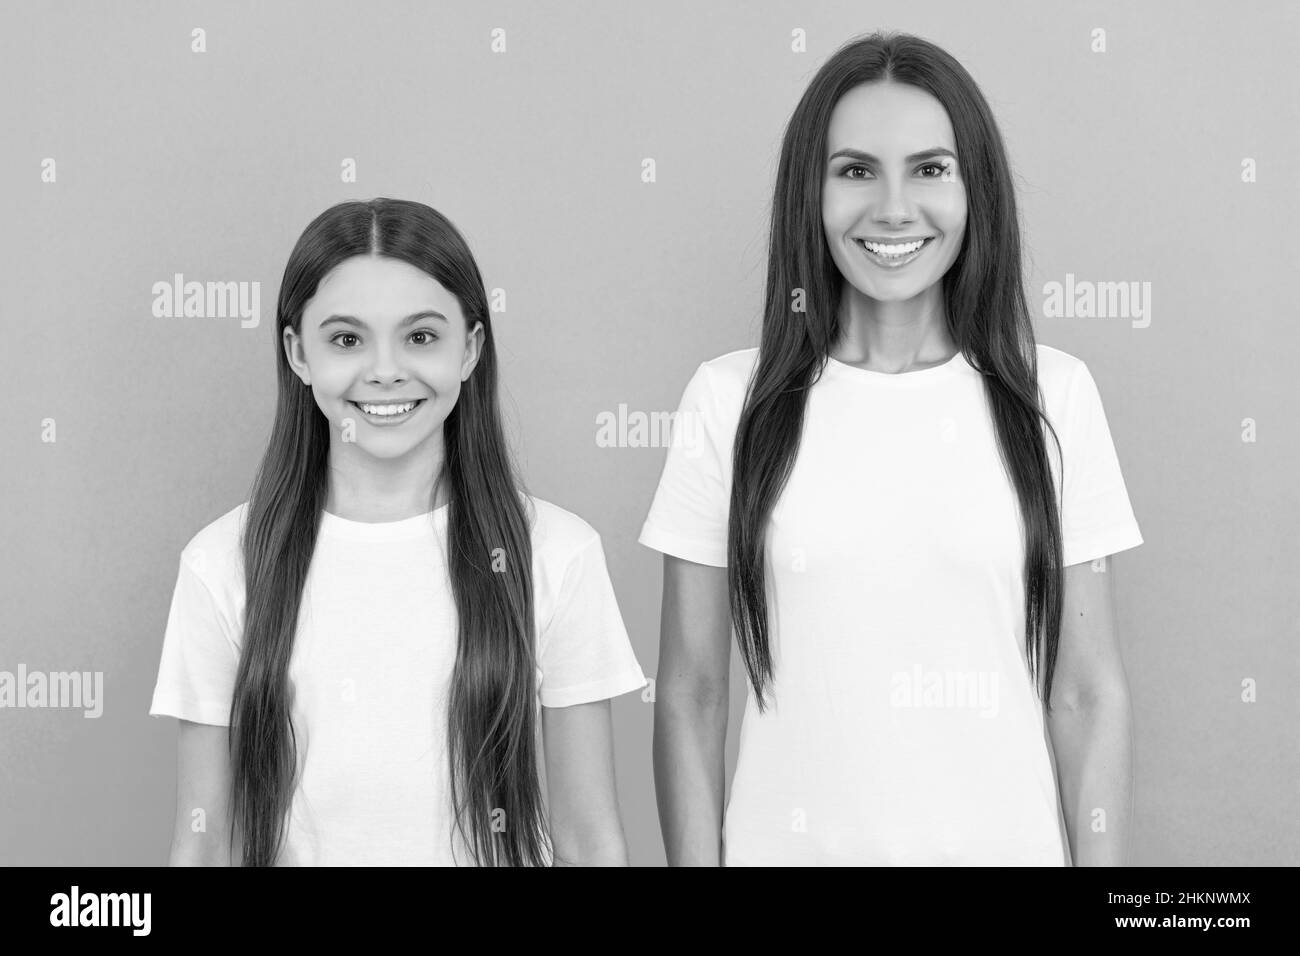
[461,321,485,381]
[283,326,311,386]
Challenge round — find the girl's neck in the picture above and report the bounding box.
[324,437,448,523]
[324,488,445,523]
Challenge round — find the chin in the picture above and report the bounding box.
[357,439,424,459]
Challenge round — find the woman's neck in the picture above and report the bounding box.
[830,289,956,373]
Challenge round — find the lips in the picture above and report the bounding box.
[855,236,935,268]
[347,399,426,421]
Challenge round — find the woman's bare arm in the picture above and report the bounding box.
[1046,558,1135,866]
[653,553,731,866]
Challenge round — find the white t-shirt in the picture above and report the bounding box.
[638,344,1143,866]
[149,495,647,866]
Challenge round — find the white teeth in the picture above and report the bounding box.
[861,238,928,256]
[357,401,417,416]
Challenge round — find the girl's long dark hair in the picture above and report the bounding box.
[227,198,547,866]
[729,32,1065,713]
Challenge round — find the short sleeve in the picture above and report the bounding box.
[637,363,732,566]
[1058,362,1144,567]
[148,555,240,726]
[537,534,647,708]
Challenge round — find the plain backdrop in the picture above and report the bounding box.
[1,0,1297,865]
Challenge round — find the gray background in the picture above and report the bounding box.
[1,0,1296,865]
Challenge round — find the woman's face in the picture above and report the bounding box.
[822,80,968,304]
[284,254,483,461]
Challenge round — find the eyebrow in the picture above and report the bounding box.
[319,310,448,329]
[827,147,957,165]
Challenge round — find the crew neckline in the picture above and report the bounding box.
[823,349,970,384]
[319,503,449,542]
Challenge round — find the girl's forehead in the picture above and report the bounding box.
[308,257,463,322]
[318,255,446,293]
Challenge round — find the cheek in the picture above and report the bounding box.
[421,352,471,402]
[309,362,353,403]
[438,348,472,381]
[932,187,968,231]
[821,190,857,269]
[821,231,856,282]
[940,212,967,257]
[436,376,464,405]
[821,185,857,233]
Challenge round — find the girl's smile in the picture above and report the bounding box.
[347,397,427,424]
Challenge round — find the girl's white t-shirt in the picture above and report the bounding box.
[638,344,1144,866]
[149,495,647,866]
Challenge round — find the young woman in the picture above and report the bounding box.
[150,198,647,866]
[641,33,1143,866]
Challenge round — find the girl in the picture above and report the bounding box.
[641,33,1143,866]
[150,198,647,866]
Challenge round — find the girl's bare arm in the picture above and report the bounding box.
[542,698,630,865]
[167,719,234,865]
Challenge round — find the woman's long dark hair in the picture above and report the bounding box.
[729,32,1066,713]
[227,198,548,866]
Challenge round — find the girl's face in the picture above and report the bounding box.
[284,254,483,461]
[821,80,968,304]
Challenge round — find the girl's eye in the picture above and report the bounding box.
[919,162,950,178]
[330,330,440,349]
[844,164,871,180]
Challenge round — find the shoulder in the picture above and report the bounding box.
[524,496,612,612]
[525,495,603,563]
[178,501,248,591]
[695,347,760,396]
[1035,342,1087,385]
[1034,343,1092,417]
[676,347,759,427]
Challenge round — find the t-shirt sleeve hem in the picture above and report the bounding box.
[637,523,727,568]
[540,670,648,709]
[1063,526,1144,568]
[148,694,231,727]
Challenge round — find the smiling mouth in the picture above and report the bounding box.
[855,236,935,267]
[348,399,426,418]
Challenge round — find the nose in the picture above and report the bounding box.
[365,340,408,386]
[872,173,918,227]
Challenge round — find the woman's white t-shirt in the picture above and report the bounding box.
[149,495,647,866]
[638,344,1143,866]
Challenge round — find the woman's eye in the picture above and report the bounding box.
[331,332,359,348]
[410,330,439,346]
[842,162,952,180]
